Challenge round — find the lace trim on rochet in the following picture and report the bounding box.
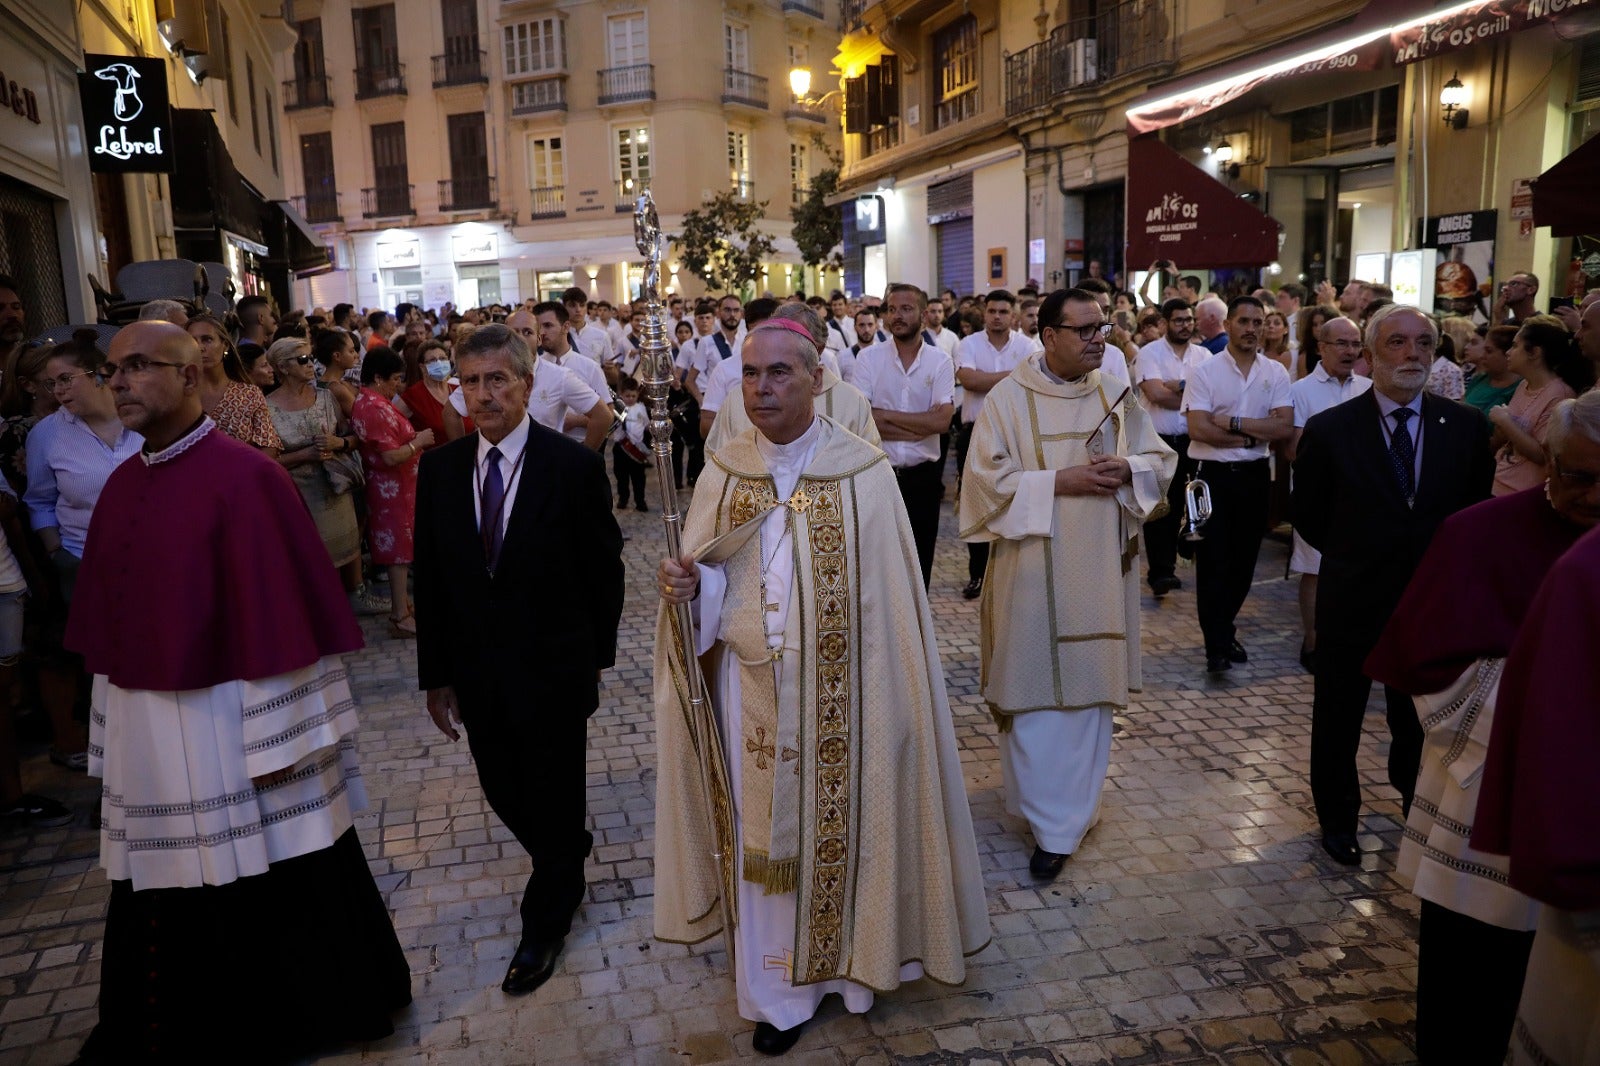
[141,417,216,466]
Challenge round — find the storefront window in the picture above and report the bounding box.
[536,270,574,301]
[457,263,501,306]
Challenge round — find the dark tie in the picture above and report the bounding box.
[481,446,505,568]
[1389,408,1415,500]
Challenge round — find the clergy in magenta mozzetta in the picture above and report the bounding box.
[66,322,410,1065]
[655,318,990,1057]
[959,287,1176,884]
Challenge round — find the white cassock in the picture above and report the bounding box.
[690,417,922,1028]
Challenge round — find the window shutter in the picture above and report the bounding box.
[844,75,866,134]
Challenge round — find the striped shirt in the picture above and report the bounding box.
[24,409,143,557]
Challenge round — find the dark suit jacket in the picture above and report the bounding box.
[1293,390,1493,651]
[413,416,625,717]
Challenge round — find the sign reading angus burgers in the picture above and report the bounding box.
[77,54,174,173]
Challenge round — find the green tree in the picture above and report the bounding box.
[671,191,775,294]
[791,164,843,272]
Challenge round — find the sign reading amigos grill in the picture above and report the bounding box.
[1391,0,1595,65]
[78,54,174,173]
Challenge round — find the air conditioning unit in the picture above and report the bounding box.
[1066,38,1098,87]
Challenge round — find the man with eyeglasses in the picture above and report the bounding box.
[1492,271,1541,326]
[1135,297,1211,597]
[1293,304,1492,867]
[66,322,411,1063]
[961,288,1174,881]
[1181,295,1294,676]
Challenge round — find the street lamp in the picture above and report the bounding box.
[1440,72,1469,129]
[789,66,812,100]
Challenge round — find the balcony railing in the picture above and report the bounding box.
[355,58,406,100]
[283,74,331,110]
[439,176,496,211]
[598,64,654,105]
[865,120,901,157]
[781,0,824,19]
[1004,0,1175,118]
[432,49,488,87]
[615,179,648,211]
[731,178,755,202]
[529,186,566,219]
[511,78,566,115]
[722,68,768,110]
[362,184,414,218]
[842,0,867,27]
[785,100,829,124]
[291,191,341,224]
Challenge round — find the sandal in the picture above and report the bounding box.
[388,614,417,639]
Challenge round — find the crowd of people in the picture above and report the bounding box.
[1,260,1598,1064]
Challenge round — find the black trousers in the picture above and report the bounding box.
[1143,433,1194,584]
[1416,900,1535,1064]
[1309,638,1423,832]
[612,443,647,507]
[895,459,944,589]
[954,422,987,582]
[462,688,592,943]
[1191,458,1270,656]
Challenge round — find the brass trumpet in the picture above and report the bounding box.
[1179,475,1212,542]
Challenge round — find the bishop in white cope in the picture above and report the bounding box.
[960,289,1175,881]
[656,319,989,1056]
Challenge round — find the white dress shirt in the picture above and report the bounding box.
[1181,349,1293,462]
[828,316,857,349]
[1135,337,1212,437]
[853,339,955,467]
[574,322,614,365]
[955,330,1032,423]
[447,360,600,436]
[1289,361,1372,429]
[473,414,532,540]
[927,326,959,359]
[550,350,611,441]
[700,346,745,414]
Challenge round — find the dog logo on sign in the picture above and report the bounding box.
[94,63,144,122]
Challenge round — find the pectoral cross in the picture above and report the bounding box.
[763,949,795,982]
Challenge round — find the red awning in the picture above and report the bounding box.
[1125,136,1280,270]
[1531,133,1600,239]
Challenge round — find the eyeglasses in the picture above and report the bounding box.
[292,355,314,365]
[92,357,187,384]
[1553,460,1600,489]
[1046,322,1113,342]
[47,370,97,392]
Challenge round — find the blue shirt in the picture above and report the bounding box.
[24,409,143,557]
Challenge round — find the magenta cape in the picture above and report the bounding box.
[1470,521,1600,910]
[66,427,363,691]
[1365,488,1585,695]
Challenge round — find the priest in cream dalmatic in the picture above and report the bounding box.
[960,287,1175,883]
[655,318,989,1057]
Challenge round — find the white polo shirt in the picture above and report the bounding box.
[1181,348,1293,462]
[1290,361,1371,429]
[446,360,600,436]
[853,339,954,468]
[548,349,612,441]
[1135,337,1211,437]
[573,322,614,366]
[827,316,857,350]
[955,330,1031,423]
[699,342,746,414]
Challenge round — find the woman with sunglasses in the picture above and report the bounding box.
[23,332,143,772]
[188,314,281,455]
[264,338,366,606]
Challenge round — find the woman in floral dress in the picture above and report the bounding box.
[349,348,431,638]
[188,314,282,453]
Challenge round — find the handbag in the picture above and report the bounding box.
[324,451,365,494]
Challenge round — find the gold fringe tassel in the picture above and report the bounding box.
[742,850,800,895]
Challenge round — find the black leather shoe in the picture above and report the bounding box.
[1321,832,1361,866]
[1299,644,1316,674]
[501,936,563,996]
[962,577,984,600]
[1149,575,1182,596]
[1206,655,1232,675]
[1029,846,1069,881]
[752,1020,805,1056]
[1226,639,1248,663]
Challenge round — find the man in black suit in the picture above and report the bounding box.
[413,323,625,995]
[1292,304,1493,867]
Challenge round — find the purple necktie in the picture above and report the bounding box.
[1389,408,1415,501]
[481,446,505,569]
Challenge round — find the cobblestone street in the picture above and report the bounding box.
[0,473,1423,1066]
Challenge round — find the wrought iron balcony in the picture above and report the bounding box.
[291,190,341,224]
[785,100,829,124]
[354,58,406,100]
[283,75,331,110]
[598,64,654,106]
[782,0,824,18]
[1004,0,1175,118]
[439,176,496,211]
[361,184,414,218]
[615,179,648,212]
[528,186,565,220]
[432,50,488,87]
[511,78,566,115]
[722,68,768,110]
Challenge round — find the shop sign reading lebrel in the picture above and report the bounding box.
[78,55,174,174]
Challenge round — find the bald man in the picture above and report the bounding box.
[67,322,410,1063]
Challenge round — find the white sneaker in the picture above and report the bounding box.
[350,584,392,615]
